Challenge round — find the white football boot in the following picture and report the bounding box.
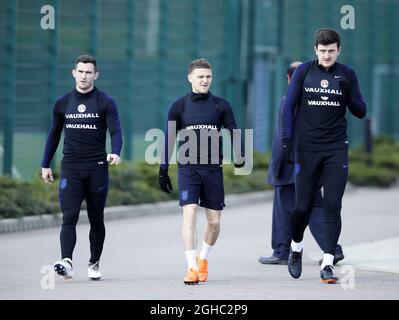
[54,258,74,280]
[88,261,102,280]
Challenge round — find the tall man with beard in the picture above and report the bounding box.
[281,29,366,283]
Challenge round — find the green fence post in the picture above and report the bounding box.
[49,0,59,113]
[393,3,399,139]
[387,2,395,137]
[240,0,254,128]
[193,0,202,58]
[90,0,98,57]
[364,1,376,145]
[225,0,242,122]
[3,0,17,176]
[48,0,59,170]
[158,0,169,128]
[303,0,311,58]
[273,0,285,143]
[124,0,135,160]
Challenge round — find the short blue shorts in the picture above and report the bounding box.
[178,166,225,210]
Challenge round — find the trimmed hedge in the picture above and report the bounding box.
[348,136,399,187]
[0,157,271,218]
[0,176,59,218]
[1,137,398,218]
[348,162,396,187]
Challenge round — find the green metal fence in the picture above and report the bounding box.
[1,0,398,180]
[253,0,399,152]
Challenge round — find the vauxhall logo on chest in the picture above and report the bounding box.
[78,104,86,113]
[304,78,342,107]
[64,104,99,129]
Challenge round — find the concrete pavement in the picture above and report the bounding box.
[0,185,398,299]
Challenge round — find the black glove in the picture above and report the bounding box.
[339,80,351,98]
[281,138,293,163]
[159,167,172,193]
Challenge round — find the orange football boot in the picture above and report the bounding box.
[183,268,199,285]
[197,257,208,282]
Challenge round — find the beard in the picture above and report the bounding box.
[77,81,92,91]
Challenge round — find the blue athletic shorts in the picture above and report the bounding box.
[177,166,225,210]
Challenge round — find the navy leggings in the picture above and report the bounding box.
[291,149,348,255]
[59,168,109,263]
[272,184,326,259]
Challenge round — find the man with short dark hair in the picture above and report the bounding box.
[282,29,366,283]
[159,58,244,285]
[41,54,123,281]
[259,61,344,266]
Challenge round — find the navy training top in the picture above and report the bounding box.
[282,60,367,152]
[41,87,123,170]
[161,91,243,169]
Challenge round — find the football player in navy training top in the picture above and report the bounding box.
[259,61,344,266]
[41,55,122,281]
[159,58,245,284]
[281,29,366,283]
